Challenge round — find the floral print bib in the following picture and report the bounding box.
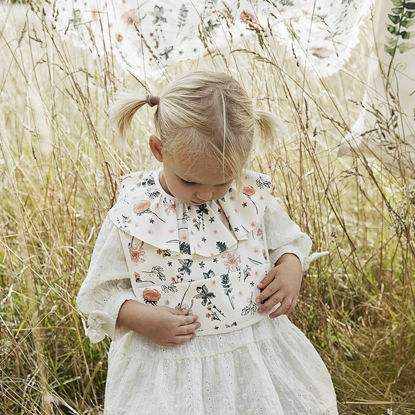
[108,169,276,335]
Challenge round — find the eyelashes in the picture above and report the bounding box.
[178,175,233,187]
[180,178,196,185]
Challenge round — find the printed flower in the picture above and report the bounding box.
[164,200,176,215]
[242,186,259,214]
[203,270,215,280]
[256,176,271,189]
[216,241,227,253]
[132,200,166,222]
[179,241,191,255]
[156,248,171,257]
[133,200,151,214]
[115,33,123,42]
[122,9,141,26]
[256,227,264,240]
[178,259,193,276]
[90,9,100,21]
[242,265,251,282]
[143,288,161,305]
[241,292,258,316]
[243,185,255,196]
[129,244,145,264]
[222,252,241,272]
[134,272,141,281]
[240,10,257,26]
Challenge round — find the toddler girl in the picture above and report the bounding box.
[77,71,338,414]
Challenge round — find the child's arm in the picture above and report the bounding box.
[117,301,200,347]
[77,214,200,345]
[76,215,137,343]
[256,253,303,318]
[257,197,318,318]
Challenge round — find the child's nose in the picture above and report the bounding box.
[196,190,213,201]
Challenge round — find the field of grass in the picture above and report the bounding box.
[1,2,414,414]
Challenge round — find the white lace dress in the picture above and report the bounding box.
[77,169,338,414]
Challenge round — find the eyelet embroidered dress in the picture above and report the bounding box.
[77,169,338,414]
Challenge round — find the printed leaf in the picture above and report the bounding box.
[400,18,415,28]
[405,3,415,10]
[391,7,404,13]
[400,30,412,39]
[386,36,398,45]
[277,0,294,6]
[391,0,403,5]
[177,4,189,29]
[384,44,395,56]
[397,42,415,52]
[387,24,399,34]
[388,14,401,24]
[404,10,415,18]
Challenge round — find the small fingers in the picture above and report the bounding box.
[285,296,298,315]
[172,307,190,315]
[269,297,293,319]
[256,278,281,306]
[178,314,199,326]
[257,293,283,314]
[177,321,201,335]
[257,269,276,290]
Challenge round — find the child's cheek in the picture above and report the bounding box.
[217,187,230,199]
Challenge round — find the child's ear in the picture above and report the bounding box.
[149,135,163,162]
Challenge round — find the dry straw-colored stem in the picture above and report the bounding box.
[0,1,414,414]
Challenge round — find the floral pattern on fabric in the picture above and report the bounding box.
[47,0,372,79]
[108,169,277,335]
[108,169,271,257]
[119,233,271,335]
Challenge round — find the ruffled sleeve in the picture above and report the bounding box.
[264,197,328,271]
[76,215,136,343]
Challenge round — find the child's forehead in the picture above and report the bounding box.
[170,153,234,184]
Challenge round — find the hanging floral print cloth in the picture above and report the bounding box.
[76,169,337,414]
[47,0,414,175]
[47,0,372,79]
[338,0,415,176]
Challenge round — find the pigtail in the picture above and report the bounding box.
[109,93,149,136]
[253,109,286,151]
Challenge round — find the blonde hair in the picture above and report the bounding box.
[110,71,280,185]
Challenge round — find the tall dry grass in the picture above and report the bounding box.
[0,2,414,414]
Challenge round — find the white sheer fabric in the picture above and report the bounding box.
[265,198,313,270]
[105,316,337,414]
[338,0,415,177]
[48,0,372,79]
[76,216,136,343]
[76,198,337,414]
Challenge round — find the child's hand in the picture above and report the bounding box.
[136,305,200,347]
[255,253,303,318]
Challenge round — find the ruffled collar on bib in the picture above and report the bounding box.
[108,168,272,257]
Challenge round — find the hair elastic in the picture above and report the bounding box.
[146,94,160,107]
